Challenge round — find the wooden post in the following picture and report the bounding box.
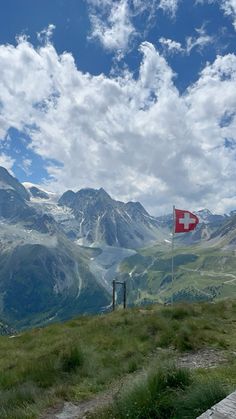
[112,280,116,311]
[171,205,175,305]
[112,280,127,311]
[123,281,126,309]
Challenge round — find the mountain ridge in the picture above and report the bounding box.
[0,165,236,328]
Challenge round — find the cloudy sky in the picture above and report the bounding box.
[1,0,236,215]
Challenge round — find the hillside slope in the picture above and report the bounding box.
[119,235,236,305]
[0,300,236,418]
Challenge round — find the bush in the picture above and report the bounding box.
[148,365,191,394]
[174,325,196,351]
[90,367,228,419]
[175,379,228,418]
[111,364,191,419]
[60,346,84,373]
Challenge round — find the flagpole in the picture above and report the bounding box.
[171,205,175,304]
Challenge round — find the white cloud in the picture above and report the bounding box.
[131,0,180,18]
[87,1,181,54]
[37,24,56,43]
[186,25,214,53]
[199,0,236,30]
[158,0,180,16]
[21,158,32,176]
[220,0,236,29]
[159,25,215,55]
[1,36,236,214]
[186,33,212,53]
[159,27,214,56]
[159,37,184,54]
[88,0,135,55]
[0,153,15,173]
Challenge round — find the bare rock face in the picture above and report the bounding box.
[0,167,32,221]
[0,166,30,201]
[28,186,49,199]
[58,187,163,248]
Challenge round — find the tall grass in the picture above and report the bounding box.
[91,364,228,419]
[60,346,84,372]
[174,379,228,418]
[106,364,191,419]
[0,299,234,417]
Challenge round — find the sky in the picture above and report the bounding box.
[0,0,236,215]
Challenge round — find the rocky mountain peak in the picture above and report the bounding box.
[58,190,76,207]
[0,166,30,201]
[28,186,49,200]
[125,201,148,215]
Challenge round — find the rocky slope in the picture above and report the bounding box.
[58,187,165,248]
[0,167,166,327]
[0,169,111,328]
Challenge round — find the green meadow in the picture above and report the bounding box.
[120,242,236,305]
[1,300,236,417]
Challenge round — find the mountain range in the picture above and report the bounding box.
[0,166,235,329]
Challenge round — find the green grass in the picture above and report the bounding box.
[89,364,228,419]
[120,242,236,305]
[1,300,236,417]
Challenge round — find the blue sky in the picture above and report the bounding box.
[0,0,236,214]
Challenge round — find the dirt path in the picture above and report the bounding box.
[42,368,146,419]
[41,348,227,419]
[179,266,236,281]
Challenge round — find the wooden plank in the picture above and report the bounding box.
[197,390,236,418]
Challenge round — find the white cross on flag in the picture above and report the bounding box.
[175,208,199,233]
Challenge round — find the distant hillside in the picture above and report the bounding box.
[119,236,236,306]
[0,319,14,336]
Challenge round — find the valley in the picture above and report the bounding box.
[0,166,236,329]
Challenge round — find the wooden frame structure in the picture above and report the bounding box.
[112,280,127,311]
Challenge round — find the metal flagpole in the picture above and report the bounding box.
[171,205,175,304]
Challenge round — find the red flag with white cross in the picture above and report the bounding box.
[174,209,199,233]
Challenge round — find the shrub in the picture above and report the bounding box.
[174,325,196,351]
[60,346,84,373]
[110,364,191,419]
[90,369,228,419]
[127,359,138,373]
[148,364,191,394]
[175,379,228,418]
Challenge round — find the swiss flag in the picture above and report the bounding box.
[175,209,199,233]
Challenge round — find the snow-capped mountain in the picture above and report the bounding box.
[0,167,166,327]
[0,166,32,220]
[0,169,111,327]
[58,187,165,248]
[195,209,226,225]
[156,208,228,244]
[0,165,235,328]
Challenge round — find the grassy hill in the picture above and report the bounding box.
[119,240,236,305]
[0,231,110,329]
[1,300,236,418]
